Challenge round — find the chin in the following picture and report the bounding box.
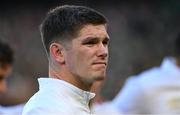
[94,75,105,81]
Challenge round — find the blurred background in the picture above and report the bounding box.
[0,0,180,105]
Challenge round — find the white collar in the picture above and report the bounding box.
[38,78,95,105]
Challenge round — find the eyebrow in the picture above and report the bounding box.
[81,36,110,44]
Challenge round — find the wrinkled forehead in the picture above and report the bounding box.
[77,24,109,39]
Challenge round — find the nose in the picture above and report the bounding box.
[97,43,108,58]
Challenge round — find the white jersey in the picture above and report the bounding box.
[23,78,95,115]
[92,102,121,115]
[111,57,180,114]
[0,103,24,115]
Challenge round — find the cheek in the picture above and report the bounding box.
[66,48,95,70]
[66,51,85,68]
[71,51,92,72]
[77,49,94,63]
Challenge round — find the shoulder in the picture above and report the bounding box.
[138,67,160,79]
[22,91,71,115]
[127,67,161,85]
[118,67,161,94]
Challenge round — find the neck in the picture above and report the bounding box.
[49,66,92,91]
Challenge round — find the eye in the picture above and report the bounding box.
[82,38,98,46]
[103,38,109,46]
[85,40,97,45]
[103,41,108,45]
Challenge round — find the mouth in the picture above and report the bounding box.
[92,62,107,66]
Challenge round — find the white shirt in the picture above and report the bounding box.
[0,104,24,115]
[111,57,180,114]
[22,78,95,115]
[92,102,121,115]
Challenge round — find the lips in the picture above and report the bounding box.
[92,62,107,66]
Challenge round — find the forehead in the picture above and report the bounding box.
[77,24,109,39]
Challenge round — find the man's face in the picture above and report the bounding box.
[0,64,12,93]
[64,24,109,84]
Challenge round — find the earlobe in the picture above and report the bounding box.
[49,43,65,64]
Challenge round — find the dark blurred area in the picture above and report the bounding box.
[0,0,180,105]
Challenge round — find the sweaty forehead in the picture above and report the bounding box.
[77,24,109,39]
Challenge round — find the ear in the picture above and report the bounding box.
[49,43,65,64]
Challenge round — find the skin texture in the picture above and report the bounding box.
[0,64,12,93]
[49,24,109,91]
